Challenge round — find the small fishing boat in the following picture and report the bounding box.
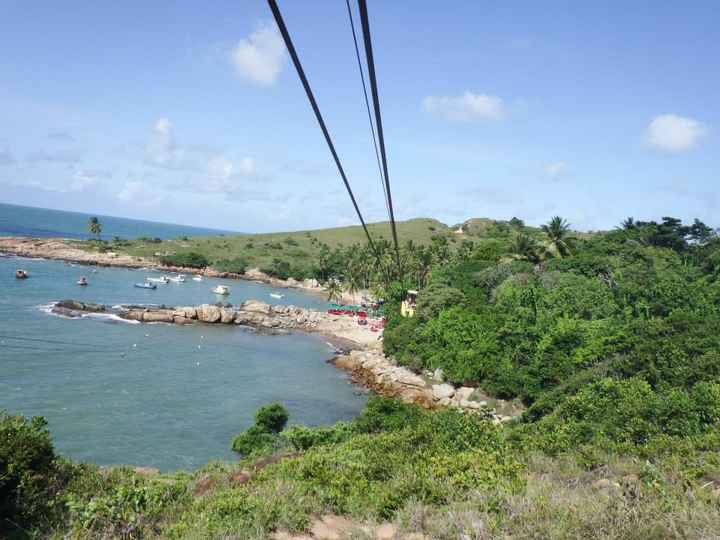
[134,282,157,290]
[15,269,28,279]
[270,293,285,299]
[192,275,203,282]
[168,274,186,283]
[146,276,169,284]
[212,285,230,295]
[77,277,88,286]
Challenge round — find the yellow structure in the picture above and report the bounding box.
[401,290,418,317]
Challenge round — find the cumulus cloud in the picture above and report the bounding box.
[647,114,706,153]
[545,162,567,178]
[117,181,165,205]
[231,22,286,86]
[65,169,106,192]
[145,117,181,166]
[422,92,505,122]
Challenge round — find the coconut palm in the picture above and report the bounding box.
[88,217,102,241]
[511,234,540,263]
[541,216,573,257]
[620,217,636,231]
[325,279,344,304]
[344,274,361,304]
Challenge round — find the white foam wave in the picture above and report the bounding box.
[82,313,140,325]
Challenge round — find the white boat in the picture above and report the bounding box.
[77,277,88,286]
[270,293,285,299]
[146,276,169,284]
[212,285,230,295]
[168,274,186,283]
[192,275,203,282]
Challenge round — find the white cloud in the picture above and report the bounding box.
[117,181,165,205]
[65,169,104,192]
[237,157,256,176]
[545,162,567,177]
[647,114,706,153]
[207,155,234,179]
[231,22,286,86]
[145,117,181,166]
[422,92,505,122]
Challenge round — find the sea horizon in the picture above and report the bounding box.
[0,201,241,240]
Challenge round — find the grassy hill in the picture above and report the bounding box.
[83,218,451,272]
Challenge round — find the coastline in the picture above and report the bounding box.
[0,236,336,298]
[50,299,521,421]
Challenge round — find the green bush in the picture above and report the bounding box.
[232,426,277,457]
[0,412,59,533]
[159,252,209,268]
[255,403,289,433]
[213,257,249,274]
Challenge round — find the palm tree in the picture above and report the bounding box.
[325,279,344,304]
[88,217,102,241]
[620,217,636,231]
[345,274,361,303]
[511,234,540,263]
[541,216,572,257]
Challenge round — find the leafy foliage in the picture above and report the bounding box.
[159,251,209,268]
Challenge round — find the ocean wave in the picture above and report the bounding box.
[36,302,140,324]
[81,312,140,325]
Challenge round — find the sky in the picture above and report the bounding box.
[1,0,718,233]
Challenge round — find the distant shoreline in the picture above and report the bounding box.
[0,235,333,297]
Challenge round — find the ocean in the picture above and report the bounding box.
[0,206,366,471]
[0,202,238,240]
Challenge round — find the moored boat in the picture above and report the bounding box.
[168,274,186,283]
[192,275,203,282]
[134,282,157,289]
[146,276,170,284]
[212,285,230,295]
[77,277,88,286]
[15,269,28,279]
[270,293,285,299]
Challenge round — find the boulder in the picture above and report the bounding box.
[241,300,271,314]
[142,311,174,323]
[432,368,444,382]
[173,316,192,325]
[123,310,145,322]
[197,304,221,323]
[455,387,475,401]
[177,306,197,319]
[220,308,236,324]
[460,399,482,410]
[392,368,427,388]
[432,383,455,400]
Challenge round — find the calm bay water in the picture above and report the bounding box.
[0,202,238,239]
[0,251,366,472]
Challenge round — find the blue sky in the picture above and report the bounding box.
[1,0,717,232]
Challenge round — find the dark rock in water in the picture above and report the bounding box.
[56,299,106,313]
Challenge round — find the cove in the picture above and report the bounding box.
[0,255,367,471]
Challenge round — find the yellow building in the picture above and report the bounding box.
[401,290,418,317]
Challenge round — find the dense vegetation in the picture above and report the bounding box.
[7,214,720,538]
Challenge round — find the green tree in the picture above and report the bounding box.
[542,216,573,257]
[511,234,540,263]
[88,216,102,241]
[325,279,343,303]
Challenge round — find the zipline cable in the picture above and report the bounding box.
[357,0,402,277]
[266,0,379,258]
[345,0,390,225]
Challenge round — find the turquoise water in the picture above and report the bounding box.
[0,255,366,471]
[0,202,239,239]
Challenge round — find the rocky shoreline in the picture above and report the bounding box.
[51,299,521,421]
[0,236,330,297]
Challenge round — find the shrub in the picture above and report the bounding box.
[0,412,59,533]
[213,257,248,274]
[255,403,289,433]
[159,252,209,268]
[232,426,277,457]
